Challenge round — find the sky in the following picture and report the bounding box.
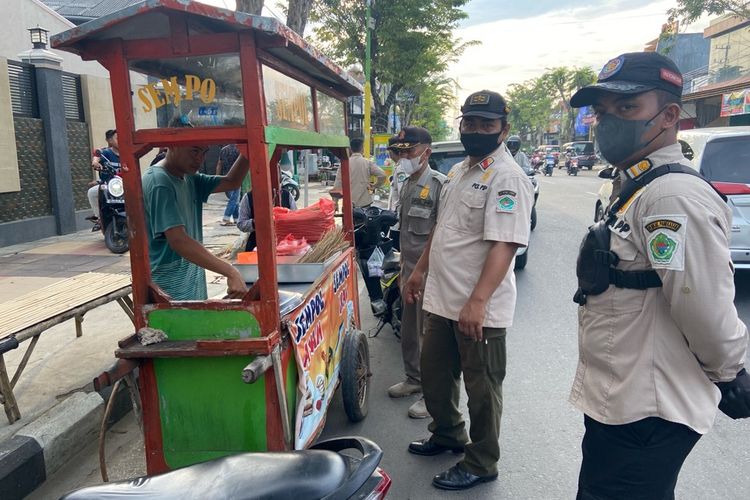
[199,0,711,102]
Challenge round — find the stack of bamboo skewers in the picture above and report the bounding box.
[298,227,349,263]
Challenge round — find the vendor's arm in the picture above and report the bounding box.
[213,155,250,193]
[214,156,222,176]
[164,226,248,298]
[644,191,748,382]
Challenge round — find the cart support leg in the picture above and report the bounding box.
[271,346,292,449]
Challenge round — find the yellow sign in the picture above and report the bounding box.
[137,75,216,113]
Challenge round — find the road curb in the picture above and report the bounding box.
[0,382,134,499]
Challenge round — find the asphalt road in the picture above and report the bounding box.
[32,166,750,499]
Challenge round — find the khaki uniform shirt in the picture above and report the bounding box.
[398,166,446,282]
[570,143,748,434]
[423,145,534,328]
[333,153,386,208]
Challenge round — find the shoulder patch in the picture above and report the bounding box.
[643,214,687,270]
[496,192,517,213]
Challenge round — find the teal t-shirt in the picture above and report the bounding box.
[142,165,222,300]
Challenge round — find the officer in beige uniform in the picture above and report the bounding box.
[404,91,533,491]
[332,137,386,208]
[385,127,446,420]
[570,52,750,499]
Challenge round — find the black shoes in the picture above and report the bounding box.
[408,438,464,456]
[432,463,497,491]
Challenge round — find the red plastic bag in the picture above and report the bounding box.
[274,198,335,243]
[276,234,310,256]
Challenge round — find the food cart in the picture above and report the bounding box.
[52,0,366,475]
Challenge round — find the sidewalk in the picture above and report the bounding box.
[0,180,334,498]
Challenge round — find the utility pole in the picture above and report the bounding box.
[364,0,373,157]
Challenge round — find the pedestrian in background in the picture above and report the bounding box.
[387,126,446,419]
[332,137,386,208]
[569,51,749,499]
[216,143,241,225]
[404,90,533,491]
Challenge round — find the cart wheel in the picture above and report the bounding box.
[341,329,370,422]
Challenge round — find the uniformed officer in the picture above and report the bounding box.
[404,91,534,490]
[386,127,446,420]
[569,52,749,499]
[386,135,405,251]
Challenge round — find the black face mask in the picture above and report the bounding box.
[595,107,668,165]
[460,132,502,158]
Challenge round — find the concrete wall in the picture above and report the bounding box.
[1,0,109,78]
[81,74,115,159]
[0,57,20,194]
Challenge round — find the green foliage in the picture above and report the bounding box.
[668,0,750,25]
[507,67,596,143]
[407,78,456,141]
[311,0,474,133]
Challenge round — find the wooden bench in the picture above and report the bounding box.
[0,272,134,424]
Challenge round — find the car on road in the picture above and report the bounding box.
[679,127,750,269]
[593,127,750,269]
[429,140,538,269]
[559,141,598,170]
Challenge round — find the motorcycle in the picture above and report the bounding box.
[353,206,401,338]
[92,159,129,254]
[281,169,300,201]
[544,155,555,176]
[61,436,391,500]
[566,155,579,176]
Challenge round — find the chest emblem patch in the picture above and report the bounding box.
[419,185,430,199]
[479,157,495,171]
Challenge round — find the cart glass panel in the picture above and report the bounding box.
[317,91,346,136]
[262,65,314,131]
[129,53,245,129]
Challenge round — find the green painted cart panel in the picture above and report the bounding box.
[265,126,350,150]
[147,309,291,468]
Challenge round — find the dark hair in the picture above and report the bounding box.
[105,129,116,140]
[349,138,364,152]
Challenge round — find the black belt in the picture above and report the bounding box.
[609,268,662,290]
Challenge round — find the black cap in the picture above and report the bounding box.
[570,52,683,108]
[459,90,509,119]
[391,126,432,149]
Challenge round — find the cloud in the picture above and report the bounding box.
[461,0,657,26]
[449,0,696,100]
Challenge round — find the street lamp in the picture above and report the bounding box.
[28,26,49,49]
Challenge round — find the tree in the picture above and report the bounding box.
[236,0,313,36]
[668,0,750,25]
[286,0,314,35]
[404,78,456,141]
[236,0,263,15]
[311,0,474,133]
[506,78,554,145]
[540,67,596,142]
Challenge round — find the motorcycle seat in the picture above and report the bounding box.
[60,449,348,500]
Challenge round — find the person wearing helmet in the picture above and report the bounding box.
[507,135,531,173]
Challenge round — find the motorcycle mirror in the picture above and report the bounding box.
[598,166,616,179]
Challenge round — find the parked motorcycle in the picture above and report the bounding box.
[92,159,129,254]
[61,436,391,500]
[281,169,300,201]
[353,206,401,337]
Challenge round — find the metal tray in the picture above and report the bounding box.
[234,254,340,284]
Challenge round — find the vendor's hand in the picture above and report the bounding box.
[458,297,486,341]
[226,269,249,299]
[404,271,425,305]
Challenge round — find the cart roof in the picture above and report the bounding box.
[51,0,362,97]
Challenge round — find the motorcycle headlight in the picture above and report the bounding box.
[107,177,124,197]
